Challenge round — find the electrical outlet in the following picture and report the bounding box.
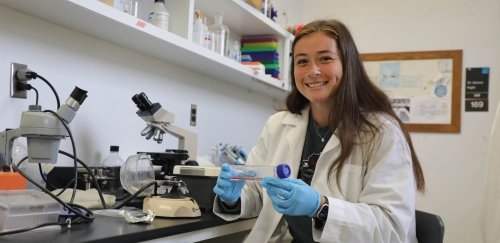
[10,62,28,99]
[190,104,197,126]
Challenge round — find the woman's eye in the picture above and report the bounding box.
[295,59,308,65]
[319,56,334,62]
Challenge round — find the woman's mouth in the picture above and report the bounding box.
[305,81,327,88]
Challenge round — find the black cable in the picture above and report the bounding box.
[11,162,94,222]
[43,110,78,203]
[17,82,39,105]
[31,86,39,105]
[38,163,47,182]
[26,71,61,109]
[16,156,71,195]
[55,178,76,197]
[113,181,157,209]
[18,151,107,209]
[0,222,64,236]
[58,150,107,209]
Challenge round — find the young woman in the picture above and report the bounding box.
[213,19,425,243]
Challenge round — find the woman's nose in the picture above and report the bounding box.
[308,64,321,77]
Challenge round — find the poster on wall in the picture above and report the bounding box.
[361,50,462,133]
[465,67,489,112]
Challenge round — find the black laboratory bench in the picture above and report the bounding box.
[0,210,256,243]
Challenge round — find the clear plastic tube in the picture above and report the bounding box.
[229,163,290,181]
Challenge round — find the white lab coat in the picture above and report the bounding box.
[214,107,417,243]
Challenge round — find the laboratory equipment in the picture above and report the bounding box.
[150,0,169,31]
[119,153,200,217]
[211,143,247,166]
[130,92,200,217]
[120,153,155,197]
[143,150,189,178]
[132,92,197,162]
[228,40,241,62]
[93,145,126,197]
[209,13,229,56]
[230,163,291,181]
[0,86,88,167]
[143,177,201,217]
[173,165,219,210]
[192,10,205,46]
[0,190,61,232]
[102,145,124,167]
[122,0,141,18]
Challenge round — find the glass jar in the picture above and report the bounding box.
[209,13,229,56]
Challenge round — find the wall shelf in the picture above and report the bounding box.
[0,0,292,100]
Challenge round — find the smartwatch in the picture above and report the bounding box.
[314,197,329,229]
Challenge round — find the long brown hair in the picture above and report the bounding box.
[286,19,425,192]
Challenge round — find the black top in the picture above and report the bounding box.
[284,113,332,243]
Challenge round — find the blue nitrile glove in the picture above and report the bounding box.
[261,177,321,217]
[213,163,245,204]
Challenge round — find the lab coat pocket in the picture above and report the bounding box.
[336,164,364,202]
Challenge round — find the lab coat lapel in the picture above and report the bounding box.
[283,108,309,177]
[321,133,340,158]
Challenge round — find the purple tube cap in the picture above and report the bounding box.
[276,163,291,179]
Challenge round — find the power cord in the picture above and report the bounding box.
[16,69,61,109]
[0,222,65,236]
[16,82,39,105]
[44,110,79,203]
[113,181,158,209]
[10,163,94,227]
[58,150,107,208]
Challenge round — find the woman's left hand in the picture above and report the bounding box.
[261,177,321,217]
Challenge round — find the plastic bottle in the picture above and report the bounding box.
[192,10,204,46]
[150,0,169,31]
[229,163,291,181]
[102,145,125,167]
[209,13,229,56]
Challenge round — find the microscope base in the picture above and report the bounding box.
[143,196,201,218]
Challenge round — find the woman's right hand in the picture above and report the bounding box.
[213,163,245,204]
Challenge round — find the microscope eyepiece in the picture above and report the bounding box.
[132,92,154,112]
[70,86,88,104]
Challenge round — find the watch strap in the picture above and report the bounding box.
[314,197,329,229]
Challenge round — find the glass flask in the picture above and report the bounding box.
[120,153,155,196]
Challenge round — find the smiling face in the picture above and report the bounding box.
[293,32,343,110]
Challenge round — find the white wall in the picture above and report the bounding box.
[2,1,499,242]
[0,5,277,167]
[300,0,500,242]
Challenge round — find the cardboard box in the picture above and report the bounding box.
[245,0,262,11]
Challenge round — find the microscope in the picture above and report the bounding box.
[132,92,198,175]
[130,92,201,217]
[1,86,88,168]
